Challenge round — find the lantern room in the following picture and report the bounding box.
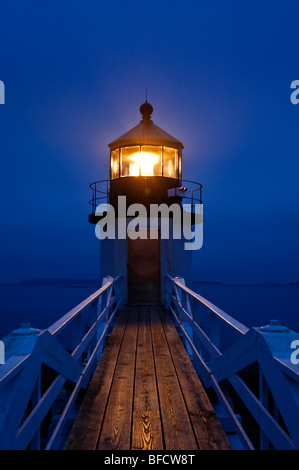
[107,101,184,210]
[109,101,182,180]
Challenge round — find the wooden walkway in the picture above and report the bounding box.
[65,306,231,450]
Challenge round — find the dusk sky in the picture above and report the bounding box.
[0,0,299,284]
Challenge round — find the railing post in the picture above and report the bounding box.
[88,299,98,361]
[190,299,203,359]
[97,276,112,358]
[175,277,194,359]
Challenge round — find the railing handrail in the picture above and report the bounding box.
[48,277,119,336]
[171,276,249,336]
[170,276,299,378]
[90,177,202,193]
[89,178,203,212]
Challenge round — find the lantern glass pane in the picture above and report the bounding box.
[110,149,119,179]
[140,145,162,176]
[163,147,178,178]
[178,151,182,179]
[121,146,140,176]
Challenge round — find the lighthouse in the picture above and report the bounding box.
[89,101,202,305]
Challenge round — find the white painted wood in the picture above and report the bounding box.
[0,275,123,450]
[167,275,299,450]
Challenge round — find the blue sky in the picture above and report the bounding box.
[0,0,299,283]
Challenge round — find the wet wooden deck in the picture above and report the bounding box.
[65,305,231,450]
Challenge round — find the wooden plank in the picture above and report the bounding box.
[97,307,139,450]
[150,306,198,450]
[65,304,231,451]
[159,307,231,450]
[132,306,163,450]
[65,309,129,450]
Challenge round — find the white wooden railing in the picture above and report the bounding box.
[0,275,123,450]
[166,275,299,450]
[2,272,298,450]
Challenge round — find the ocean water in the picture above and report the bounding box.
[192,281,299,333]
[0,279,298,340]
[0,280,100,339]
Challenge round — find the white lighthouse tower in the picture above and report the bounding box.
[89,101,202,305]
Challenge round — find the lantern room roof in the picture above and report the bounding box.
[108,101,184,151]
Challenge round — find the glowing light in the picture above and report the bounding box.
[111,149,120,179]
[116,145,173,178]
[140,151,160,176]
[128,153,140,176]
[112,161,118,173]
[126,150,160,176]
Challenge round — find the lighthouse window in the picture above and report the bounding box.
[140,146,162,176]
[178,151,182,179]
[116,145,180,178]
[163,147,178,178]
[121,146,140,177]
[110,149,120,179]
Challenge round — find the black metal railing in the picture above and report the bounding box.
[89,177,202,214]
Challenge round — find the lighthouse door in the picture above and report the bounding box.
[127,230,160,304]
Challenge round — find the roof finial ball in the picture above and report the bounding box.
[140,100,153,122]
